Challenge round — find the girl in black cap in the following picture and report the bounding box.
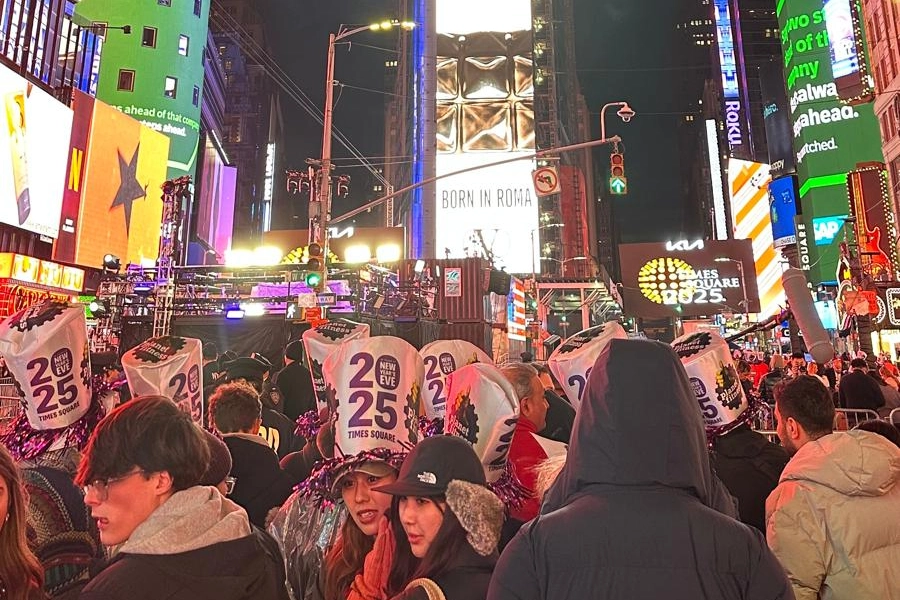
[374,435,505,600]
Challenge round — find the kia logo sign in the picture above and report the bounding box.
[812,215,846,246]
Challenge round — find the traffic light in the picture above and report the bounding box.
[609,152,627,195]
[306,242,325,291]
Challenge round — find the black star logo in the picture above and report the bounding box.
[110,143,147,233]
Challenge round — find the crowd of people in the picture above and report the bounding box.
[0,302,899,600]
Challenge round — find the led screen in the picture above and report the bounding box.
[618,239,760,319]
[824,0,860,79]
[768,175,798,248]
[196,137,236,257]
[0,64,73,237]
[56,96,169,268]
[434,0,537,275]
[777,0,884,283]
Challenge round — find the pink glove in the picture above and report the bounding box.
[347,516,396,600]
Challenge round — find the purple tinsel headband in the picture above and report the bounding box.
[298,446,407,507]
[418,415,444,438]
[0,374,112,461]
[491,461,530,510]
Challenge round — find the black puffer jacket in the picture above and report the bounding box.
[710,424,790,534]
[487,339,794,600]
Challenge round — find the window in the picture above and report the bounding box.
[192,85,200,107]
[178,35,189,56]
[164,76,177,99]
[194,0,202,16]
[117,69,135,91]
[158,0,172,6]
[142,27,157,48]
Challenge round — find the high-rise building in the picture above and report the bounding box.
[396,0,596,278]
[860,0,900,220]
[0,0,102,259]
[75,0,210,179]
[208,0,282,244]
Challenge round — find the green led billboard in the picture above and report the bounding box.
[74,0,209,178]
[777,0,884,284]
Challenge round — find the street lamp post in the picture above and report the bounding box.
[531,223,565,286]
[314,20,415,254]
[600,101,635,141]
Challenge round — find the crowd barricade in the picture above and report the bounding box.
[751,402,775,431]
[890,408,900,425]
[0,377,19,427]
[835,408,881,429]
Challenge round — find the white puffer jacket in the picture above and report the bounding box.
[766,430,900,600]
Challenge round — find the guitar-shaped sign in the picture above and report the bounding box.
[850,170,892,281]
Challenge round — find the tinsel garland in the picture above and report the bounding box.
[417,416,444,438]
[297,446,407,506]
[294,410,322,440]
[0,375,113,461]
[706,395,763,448]
[490,463,530,510]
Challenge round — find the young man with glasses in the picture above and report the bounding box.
[76,396,289,600]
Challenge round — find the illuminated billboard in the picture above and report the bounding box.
[777,0,884,284]
[729,160,785,318]
[196,137,236,258]
[434,0,537,275]
[715,0,748,154]
[768,175,798,248]
[823,0,873,100]
[55,92,170,268]
[75,0,209,178]
[0,64,73,238]
[618,239,760,319]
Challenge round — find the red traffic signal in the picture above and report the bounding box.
[610,152,625,178]
[307,242,323,271]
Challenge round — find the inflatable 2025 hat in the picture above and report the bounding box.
[671,331,753,441]
[0,301,104,460]
[419,339,492,420]
[299,336,424,503]
[444,362,525,506]
[548,322,628,408]
[121,336,204,425]
[302,320,370,411]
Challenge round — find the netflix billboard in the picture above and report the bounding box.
[618,239,760,319]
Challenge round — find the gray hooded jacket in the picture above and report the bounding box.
[487,339,794,600]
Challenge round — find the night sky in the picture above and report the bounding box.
[265,0,695,242]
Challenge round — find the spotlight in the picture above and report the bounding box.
[88,299,110,318]
[102,254,121,272]
[414,259,426,273]
[224,300,244,320]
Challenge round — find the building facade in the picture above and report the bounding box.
[75,0,210,179]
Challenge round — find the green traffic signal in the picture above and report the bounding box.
[305,271,322,287]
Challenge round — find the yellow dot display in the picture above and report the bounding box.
[637,257,697,305]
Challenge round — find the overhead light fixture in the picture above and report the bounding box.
[376,244,402,263]
[414,259,426,273]
[102,254,121,272]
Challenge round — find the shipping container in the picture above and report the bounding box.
[400,258,490,323]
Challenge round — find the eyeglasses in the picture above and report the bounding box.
[224,476,237,496]
[82,469,146,502]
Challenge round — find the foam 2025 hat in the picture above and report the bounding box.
[419,339,492,420]
[0,301,102,460]
[444,363,519,486]
[121,336,204,424]
[299,335,424,503]
[302,320,370,411]
[671,331,751,439]
[548,322,627,408]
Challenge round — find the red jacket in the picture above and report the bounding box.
[507,417,549,522]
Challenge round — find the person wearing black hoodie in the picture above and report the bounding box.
[487,339,793,600]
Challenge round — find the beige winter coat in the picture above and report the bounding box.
[766,430,900,600]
